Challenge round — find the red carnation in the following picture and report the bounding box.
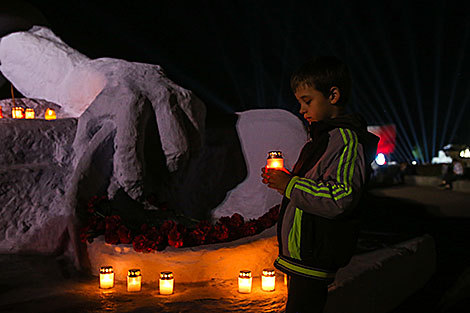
[168,224,184,248]
[210,224,229,242]
[229,213,244,228]
[241,220,258,237]
[105,215,122,232]
[133,234,148,252]
[117,225,132,244]
[160,220,176,236]
[104,230,120,245]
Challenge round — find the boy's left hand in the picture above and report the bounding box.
[261,167,292,195]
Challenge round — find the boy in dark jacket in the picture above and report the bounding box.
[261,56,379,313]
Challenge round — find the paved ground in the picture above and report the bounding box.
[366,185,470,313]
[0,185,469,312]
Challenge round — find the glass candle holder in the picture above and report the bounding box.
[159,271,174,295]
[238,270,252,293]
[261,269,275,291]
[99,266,114,289]
[12,107,25,119]
[266,151,284,169]
[25,108,35,119]
[0,106,3,118]
[127,269,142,292]
[45,108,56,120]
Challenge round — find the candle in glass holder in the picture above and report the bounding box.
[127,269,142,292]
[0,106,3,118]
[12,107,25,119]
[261,269,275,291]
[238,270,252,293]
[159,271,174,295]
[45,108,56,120]
[25,108,35,119]
[266,151,284,170]
[99,266,114,289]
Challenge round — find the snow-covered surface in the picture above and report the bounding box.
[0,116,77,254]
[87,233,435,312]
[212,109,307,219]
[87,226,278,283]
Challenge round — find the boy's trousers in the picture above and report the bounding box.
[286,274,328,313]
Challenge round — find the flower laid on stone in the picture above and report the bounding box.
[80,195,280,253]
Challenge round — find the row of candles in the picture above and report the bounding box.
[100,267,278,294]
[0,106,56,120]
[99,153,286,294]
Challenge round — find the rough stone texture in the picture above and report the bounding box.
[0,117,77,254]
[0,26,206,202]
[212,109,308,219]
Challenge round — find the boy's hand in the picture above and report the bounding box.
[261,167,292,195]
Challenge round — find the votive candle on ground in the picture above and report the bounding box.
[100,266,114,289]
[12,107,25,119]
[0,106,3,118]
[261,269,275,291]
[238,270,252,293]
[127,269,142,292]
[45,108,56,120]
[25,108,35,119]
[159,271,174,295]
[266,151,284,169]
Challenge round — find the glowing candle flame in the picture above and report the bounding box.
[159,271,174,295]
[238,270,252,293]
[99,266,114,289]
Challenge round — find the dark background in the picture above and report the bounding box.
[1,0,469,162]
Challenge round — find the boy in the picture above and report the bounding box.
[261,56,379,313]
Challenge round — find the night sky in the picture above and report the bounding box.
[1,0,469,162]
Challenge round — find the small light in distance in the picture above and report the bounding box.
[412,160,417,165]
[375,153,386,166]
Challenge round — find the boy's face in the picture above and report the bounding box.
[295,84,340,123]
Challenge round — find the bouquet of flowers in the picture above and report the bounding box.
[80,195,279,253]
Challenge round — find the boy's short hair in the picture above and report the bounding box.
[290,56,351,106]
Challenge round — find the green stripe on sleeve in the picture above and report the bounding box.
[285,176,300,199]
[288,208,303,260]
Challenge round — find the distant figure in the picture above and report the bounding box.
[261,56,379,313]
[439,159,464,190]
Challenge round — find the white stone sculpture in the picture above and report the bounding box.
[0,26,206,200]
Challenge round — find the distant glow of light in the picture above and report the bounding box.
[375,153,386,166]
[412,160,417,165]
[461,148,470,158]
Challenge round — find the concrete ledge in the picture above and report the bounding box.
[404,175,441,187]
[405,175,470,193]
[326,234,435,313]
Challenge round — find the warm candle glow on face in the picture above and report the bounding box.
[261,269,275,291]
[100,266,114,289]
[45,108,56,120]
[127,269,142,292]
[25,108,35,119]
[12,107,25,119]
[266,151,284,169]
[159,271,174,295]
[238,270,252,293]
